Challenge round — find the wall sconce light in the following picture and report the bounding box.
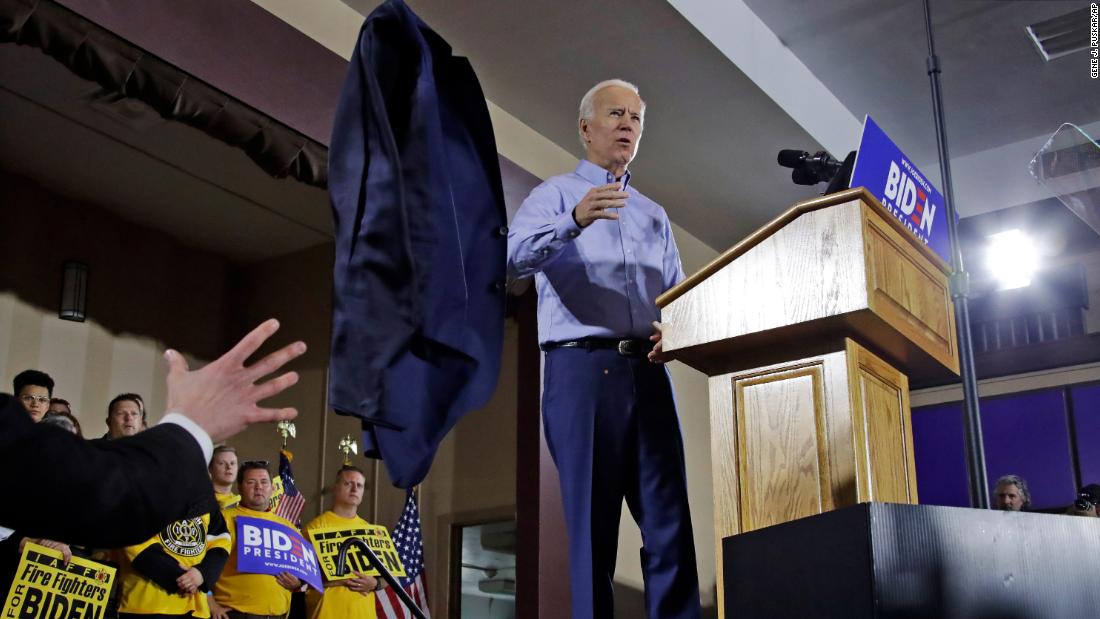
[59,260,88,322]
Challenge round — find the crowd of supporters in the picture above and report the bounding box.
[3,368,387,619]
[7,358,1093,618]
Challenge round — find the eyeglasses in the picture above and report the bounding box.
[19,395,50,405]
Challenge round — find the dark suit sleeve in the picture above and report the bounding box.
[0,532,24,600]
[0,394,217,548]
[131,545,187,592]
[0,532,22,563]
[196,549,228,592]
[195,510,229,591]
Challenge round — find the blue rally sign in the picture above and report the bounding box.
[236,516,325,592]
[849,115,951,265]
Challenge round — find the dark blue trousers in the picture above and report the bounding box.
[542,348,701,619]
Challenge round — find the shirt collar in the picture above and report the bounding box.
[576,159,631,190]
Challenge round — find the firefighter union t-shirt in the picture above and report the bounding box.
[117,512,230,617]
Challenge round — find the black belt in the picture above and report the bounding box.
[541,337,652,358]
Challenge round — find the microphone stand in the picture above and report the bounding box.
[336,538,429,619]
[922,0,990,508]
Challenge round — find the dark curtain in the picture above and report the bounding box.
[0,0,329,188]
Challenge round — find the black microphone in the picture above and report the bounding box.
[777,149,844,186]
[777,149,809,169]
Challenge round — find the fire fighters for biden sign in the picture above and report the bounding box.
[849,115,951,264]
[236,516,325,591]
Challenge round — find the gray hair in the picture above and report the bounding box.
[577,79,646,149]
[995,474,1031,509]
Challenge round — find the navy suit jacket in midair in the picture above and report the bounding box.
[328,0,507,488]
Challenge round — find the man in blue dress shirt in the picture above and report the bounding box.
[508,79,701,619]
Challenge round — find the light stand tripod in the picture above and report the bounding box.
[922,0,990,508]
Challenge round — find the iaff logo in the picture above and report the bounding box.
[883,160,937,238]
[161,517,206,557]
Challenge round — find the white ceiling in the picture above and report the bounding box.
[739,0,1100,220]
[338,0,1098,250]
[343,0,828,252]
[743,0,1096,163]
[3,0,1093,266]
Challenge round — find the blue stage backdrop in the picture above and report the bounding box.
[912,383,1098,510]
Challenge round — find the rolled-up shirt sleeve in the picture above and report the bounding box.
[507,183,583,279]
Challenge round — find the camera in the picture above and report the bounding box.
[776,149,857,195]
[1073,492,1095,512]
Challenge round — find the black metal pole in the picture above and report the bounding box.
[922,0,990,509]
[336,538,429,619]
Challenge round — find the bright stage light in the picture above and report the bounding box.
[986,229,1038,290]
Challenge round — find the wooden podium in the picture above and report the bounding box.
[656,188,960,617]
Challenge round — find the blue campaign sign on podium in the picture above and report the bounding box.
[849,115,952,265]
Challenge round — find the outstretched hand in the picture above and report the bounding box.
[165,319,306,443]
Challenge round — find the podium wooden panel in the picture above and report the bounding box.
[657,188,957,619]
[710,339,916,534]
[658,188,958,379]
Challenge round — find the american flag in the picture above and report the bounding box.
[376,488,430,619]
[273,449,305,526]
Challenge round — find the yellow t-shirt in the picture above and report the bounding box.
[214,506,297,616]
[215,491,240,510]
[117,512,232,617]
[302,511,378,619]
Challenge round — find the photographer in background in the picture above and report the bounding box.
[1066,483,1099,518]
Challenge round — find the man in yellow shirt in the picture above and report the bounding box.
[209,446,240,509]
[211,462,304,619]
[302,466,384,619]
[116,511,231,618]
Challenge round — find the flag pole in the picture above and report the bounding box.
[336,538,429,619]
